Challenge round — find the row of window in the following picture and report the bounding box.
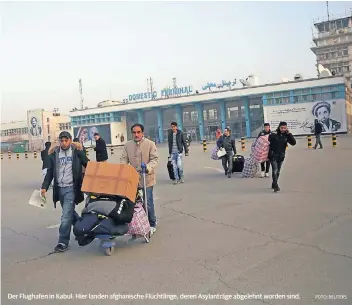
[316,48,349,60]
[1,128,28,136]
[72,112,122,126]
[316,35,349,47]
[267,92,340,105]
[59,123,71,131]
[316,18,350,33]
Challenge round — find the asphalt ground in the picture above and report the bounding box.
[1,135,352,305]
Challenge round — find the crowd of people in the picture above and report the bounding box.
[39,120,301,253]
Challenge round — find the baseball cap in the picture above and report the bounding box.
[59,131,72,139]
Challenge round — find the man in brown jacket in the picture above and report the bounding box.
[120,123,159,234]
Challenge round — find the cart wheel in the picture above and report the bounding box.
[104,247,114,256]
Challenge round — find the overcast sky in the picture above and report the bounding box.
[1,1,351,123]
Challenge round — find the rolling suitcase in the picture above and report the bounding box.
[232,155,245,173]
[167,158,180,180]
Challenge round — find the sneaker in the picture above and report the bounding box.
[173,180,178,185]
[261,171,265,178]
[54,243,68,253]
[150,227,156,236]
[224,171,227,176]
[180,177,185,183]
[265,172,269,178]
[271,182,275,189]
[274,185,280,193]
[227,172,231,178]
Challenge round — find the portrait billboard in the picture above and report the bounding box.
[27,109,44,151]
[73,124,112,146]
[263,99,347,135]
[27,109,44,139]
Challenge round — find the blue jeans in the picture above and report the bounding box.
[146,186,157,228]
[58,186,79,245]
[171,152,184,181]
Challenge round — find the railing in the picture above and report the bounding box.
[312,27,352,39]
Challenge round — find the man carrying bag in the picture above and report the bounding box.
[216,127,237,178]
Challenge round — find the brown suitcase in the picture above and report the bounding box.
[81,161,139,203]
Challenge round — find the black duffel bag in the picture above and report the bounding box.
[85,195,135,224]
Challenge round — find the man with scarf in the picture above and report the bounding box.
[40,131,89,252]
[268,122,296,192]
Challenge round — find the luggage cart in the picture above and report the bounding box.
[97,163,151,256]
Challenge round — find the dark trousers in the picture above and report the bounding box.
[314,134,323,148]
[260,161,270,173]
[270,160,283,186]
[221,152,233,173]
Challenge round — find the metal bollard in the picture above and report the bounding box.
[86,149,89,157]
[332,133,337,147]
[34,151,37,159]
[202,139,207,152]
[16,153,19,160]
[1,153,3,160]
[111,147,114,155]
[8,151,11,160]
[25,151,28,159]
[307,135,312,149]
[241,137,245,151]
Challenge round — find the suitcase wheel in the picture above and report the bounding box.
[104,247,114,256]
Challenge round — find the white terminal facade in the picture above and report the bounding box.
[70,76,352,146]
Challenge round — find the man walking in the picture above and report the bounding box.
[217,127,237,178]
[40,131,89,252]
[257,123,272,177]
[93,132,108,162]
[268,122,296,192]
[313,119,323,149]
[168,122,189,185]
[120,124,159,235]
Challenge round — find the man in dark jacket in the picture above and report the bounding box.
[93,133,108,162]
[217,127,237,178]
[268,122,296,192]
[313,119,323,149]
[168,122,189,184]
[257,123,272,178]
[41,142,52,187]
[40,131,89,253]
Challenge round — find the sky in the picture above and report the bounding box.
[1,1,351,123]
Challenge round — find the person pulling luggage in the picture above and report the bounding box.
[217,127,236,178]
[167,122,189,185]
[120,124,159,235]
[257,123,272,178]
[268,122,296,192]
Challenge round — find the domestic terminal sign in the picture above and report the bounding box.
[128,86,193,102]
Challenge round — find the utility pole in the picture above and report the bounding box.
[149,77,155,99]
[79,79,84,109]
[326,1,330,21]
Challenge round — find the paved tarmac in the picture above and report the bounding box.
[1,135,352,305]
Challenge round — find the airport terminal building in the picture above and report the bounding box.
[70,76,352,146]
